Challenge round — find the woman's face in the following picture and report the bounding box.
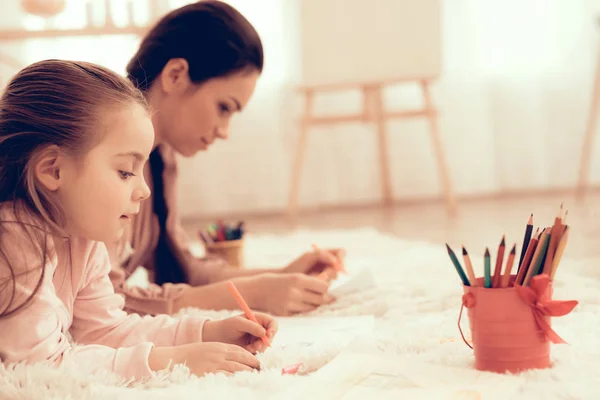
[151,61,259,157]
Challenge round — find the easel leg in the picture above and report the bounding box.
[421,80,457,216]
[287,90,314,218]
[372,85,393,205]
[577,49,600,199]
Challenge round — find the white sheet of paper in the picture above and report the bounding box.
[271,316,375,347]
[277,350,525,399]
[329,267,376,297]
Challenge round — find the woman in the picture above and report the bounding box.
[109,0,344,317]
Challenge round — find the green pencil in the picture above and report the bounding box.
[445,244,470,286]
[484,248,492,288]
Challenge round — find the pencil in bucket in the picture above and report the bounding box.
[446,204,578,374]
[199,220,245,268]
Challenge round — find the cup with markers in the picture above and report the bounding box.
[199,220,245,268]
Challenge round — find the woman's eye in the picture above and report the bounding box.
[119,170,136,180]
[219,103,231,115]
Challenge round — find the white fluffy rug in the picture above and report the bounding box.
[1,228,599,399]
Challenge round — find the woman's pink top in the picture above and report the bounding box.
[0,204,207,380]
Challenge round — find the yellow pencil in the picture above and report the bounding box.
[461,246,476,286]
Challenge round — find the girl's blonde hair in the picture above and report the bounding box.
[0,59,148,319]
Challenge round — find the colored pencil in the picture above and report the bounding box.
[484,248,492,288]
[445,244,470,286]
[550,226,569,280]
[216,220,226,241]
[225,281,270,346]
[518,214,533,271]
[500,243,517,288]
[523,228,550,286]
[515,231,539,285]
[461,246,477,286]
[542,208,562,275]
[492,235,505,288]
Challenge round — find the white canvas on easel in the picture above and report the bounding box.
[288,0,455,217]
[299,0,442,86]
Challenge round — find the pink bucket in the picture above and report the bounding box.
[458,275,577,374]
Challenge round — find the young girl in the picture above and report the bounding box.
[0,60,277,380]
[111,0,345,318]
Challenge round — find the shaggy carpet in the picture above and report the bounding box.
[1,228,598,399]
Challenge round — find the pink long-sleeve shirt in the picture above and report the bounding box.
[0,204,207,380]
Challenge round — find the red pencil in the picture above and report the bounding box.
[492,235,505,288]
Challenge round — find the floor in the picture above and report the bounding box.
[182,190,600,259]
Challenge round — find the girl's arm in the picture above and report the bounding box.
[0,231,156,380]
[70,242,207,349]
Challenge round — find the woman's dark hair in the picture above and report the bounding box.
[127,1,263,286]
[127,0,264,92]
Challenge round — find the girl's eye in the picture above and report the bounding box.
[119,171,136,180]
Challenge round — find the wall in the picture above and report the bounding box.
[2,0,600,219]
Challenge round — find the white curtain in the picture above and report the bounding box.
[2,0,600,218]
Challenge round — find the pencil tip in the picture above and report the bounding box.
[484,248,490,256]
[500,235,505,246]
[462,246,467,255]
[445,243,452,253]
[510,243,516,253]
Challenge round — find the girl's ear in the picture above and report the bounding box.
[33,145,64,192]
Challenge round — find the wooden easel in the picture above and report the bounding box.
[287,77,456,217]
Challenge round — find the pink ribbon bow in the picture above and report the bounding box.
[515,274,578,344]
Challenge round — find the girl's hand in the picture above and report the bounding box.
[148,342,260,376]
[203,313,278,353]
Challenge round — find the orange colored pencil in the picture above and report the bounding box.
[500,244,516,288]
[492,235,505,288]
[225,281,270,346]
[550,226,569,280]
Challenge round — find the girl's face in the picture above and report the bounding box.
[151,63,259,157]
[55,104,155,243]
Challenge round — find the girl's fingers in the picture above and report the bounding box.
[222,361,254,373]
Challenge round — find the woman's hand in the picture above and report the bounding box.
[283,248,346,280]
[243,273,335,316]
[203,313,278,353]
[148,342,260,376]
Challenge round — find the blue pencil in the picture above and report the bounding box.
[445,244,470,286]
[484,248,492,288]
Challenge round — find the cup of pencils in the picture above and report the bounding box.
[446,205,578,374]
[198,221,245,268]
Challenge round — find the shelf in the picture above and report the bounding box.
[0,25,150,40]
